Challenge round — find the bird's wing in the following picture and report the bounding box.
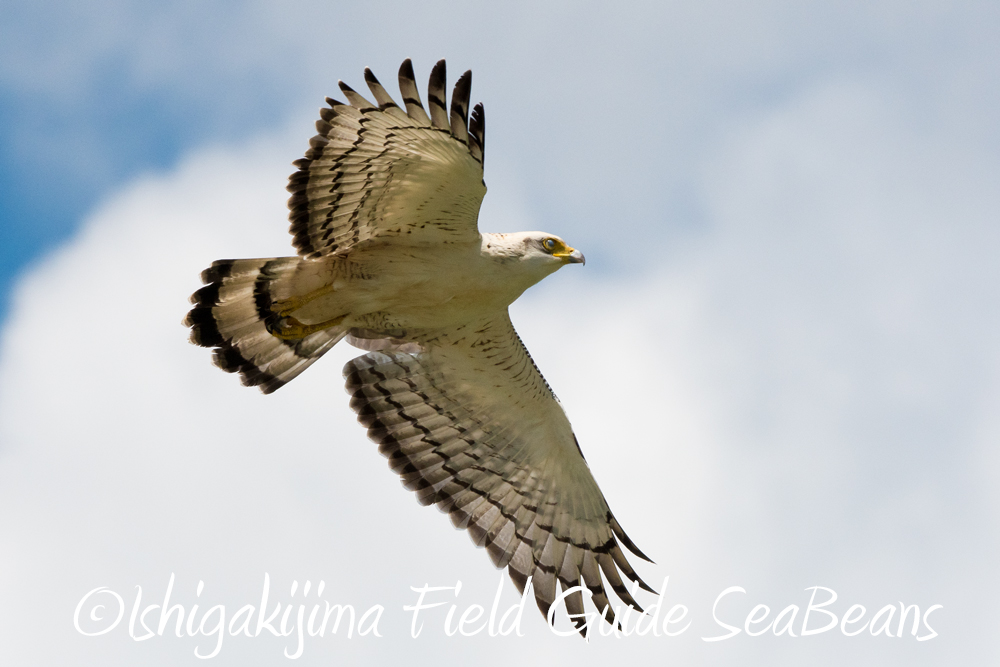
[288,59,487,258]
[343,313,653,634]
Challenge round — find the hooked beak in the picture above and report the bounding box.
[564,247,586,265]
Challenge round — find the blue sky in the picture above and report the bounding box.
[0,2,302,319]
[1,2,998,665]
[6,2,995,318]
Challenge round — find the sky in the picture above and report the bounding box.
[0,1,998,664]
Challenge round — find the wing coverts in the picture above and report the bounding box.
[344,314,653,634]
[287,59,487,259]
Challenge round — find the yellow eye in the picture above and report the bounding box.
[543,238,556,252]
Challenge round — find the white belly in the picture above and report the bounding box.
[285,240,529,334]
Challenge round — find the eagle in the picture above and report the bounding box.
[184,59,652,634]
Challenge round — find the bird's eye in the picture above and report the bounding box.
[542,238,556,252]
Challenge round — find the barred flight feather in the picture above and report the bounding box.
[183,258,346,394]
[343,313,652,636]
[363,68,400,111]
[287,59,486,260]
[449,70,472,145]
[397,59,432,126]
[427,59,450,131]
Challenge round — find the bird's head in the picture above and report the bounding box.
[486,231,584,267]
[532,233,586,266]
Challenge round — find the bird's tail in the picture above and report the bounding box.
[183,257,347,393]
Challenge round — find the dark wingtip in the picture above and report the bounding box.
[609,511,654,563]
[629,542,655,564]
[453,70,471,102]
[429,61,446,89]
[427,59,450,129]
[469,102,486,166]
[430,59,446,82]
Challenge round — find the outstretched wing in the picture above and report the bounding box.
[288,59,488,258]
[343,313,653,634]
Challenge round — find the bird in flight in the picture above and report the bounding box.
[184,59,652,634]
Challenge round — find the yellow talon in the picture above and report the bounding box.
[268,314,346,340]
[271,284,336,317]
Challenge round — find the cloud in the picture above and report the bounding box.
[5,1,996,284]
[2,7,999,664]
[0,124,706,665]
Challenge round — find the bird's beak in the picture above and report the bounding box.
[564,247,586,265]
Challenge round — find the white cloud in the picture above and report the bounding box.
[6,2,997,268]
[3,77,999,664]
[0,124,710,665]
[2,4,999,664]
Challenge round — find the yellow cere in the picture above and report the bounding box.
[548,239,575,258]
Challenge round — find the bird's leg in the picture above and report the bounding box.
[267,313,346,340]
[270,284,336,315]
[266,284,344,340]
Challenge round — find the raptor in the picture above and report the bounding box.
[184,59,652,635]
